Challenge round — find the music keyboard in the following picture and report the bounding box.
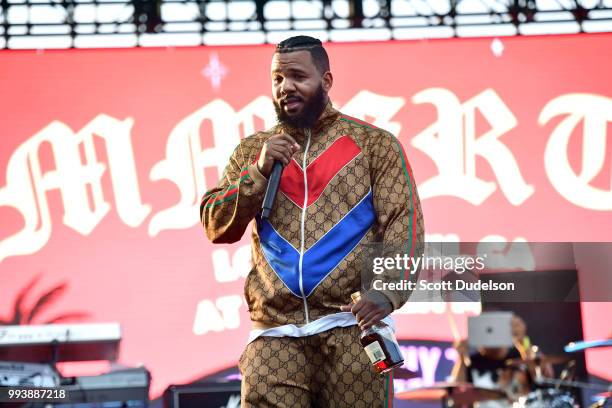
[0,323,121,362]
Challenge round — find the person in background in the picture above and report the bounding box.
[451,314,550,407]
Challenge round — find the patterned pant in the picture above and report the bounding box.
[239,325,394,407]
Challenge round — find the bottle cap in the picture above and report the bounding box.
[351,291,362,304]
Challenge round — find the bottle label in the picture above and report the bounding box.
[364,341,385,364]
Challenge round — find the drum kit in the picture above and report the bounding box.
[396,339,612,408]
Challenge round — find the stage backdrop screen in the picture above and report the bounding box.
[1,33,611,396]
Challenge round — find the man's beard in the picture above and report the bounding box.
[274,84,327,129]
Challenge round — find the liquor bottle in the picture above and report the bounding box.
[351,291,404,374]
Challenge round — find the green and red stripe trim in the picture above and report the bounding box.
[384,370,394,407]
[392,138,417,281]
[339,114,378,129]
[202,166,252,209]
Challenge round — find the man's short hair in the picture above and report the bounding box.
[275,36,330,74]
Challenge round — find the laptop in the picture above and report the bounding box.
[468,312,514,348]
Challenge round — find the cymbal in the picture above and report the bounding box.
[590,392,612,408]
[391,367,418,380]
[396,382,507,404]
[506,354,572,367]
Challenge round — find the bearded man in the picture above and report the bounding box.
[200,35,424,407]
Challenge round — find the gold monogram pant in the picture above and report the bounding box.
[239,325,394,407]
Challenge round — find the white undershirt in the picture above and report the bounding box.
[247,311,396,344]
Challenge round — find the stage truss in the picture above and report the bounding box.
[1,0,611,48]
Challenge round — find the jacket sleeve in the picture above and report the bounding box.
[369,131,425,311]
[200,140,269,243]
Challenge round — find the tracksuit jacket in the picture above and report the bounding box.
[200,102,424,332]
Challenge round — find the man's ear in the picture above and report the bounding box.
[322,71,333,92]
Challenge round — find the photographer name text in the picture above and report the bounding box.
[372,279,515,292]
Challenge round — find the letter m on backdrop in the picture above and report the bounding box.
[0,115,150,262]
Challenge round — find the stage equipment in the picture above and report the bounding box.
[2,0,611,49]
[163,382,241,408]
[0,323,121,362]
[536,377,612,393]
[590,392,612,408]
[62,367,151,403]
[529,377,612,408]
[132,0,163,33]
[506,354,573,368]
[0,361,60,387]
[0,323,150,405]
[565,339,612,353]
[396,381,508,405]
[392,367,419,380]
[516,388,576,408]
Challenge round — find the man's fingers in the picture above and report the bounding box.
[267,146,293,165]
[342,297,391,329]
[267,143,297,161]
[352,299,378,319]
[357,308,380,327]
[277,133,298,146]
[268,139,291,150]
[265,148,285,161]
[275,141,299,156]
[350,300,365,315]
[340,304,352,312]
[355,303,375,322]
[258,138,296,176]
[360,311,386,330]
[272,134,300,152]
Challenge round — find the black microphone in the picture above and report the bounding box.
[261,160,283,219]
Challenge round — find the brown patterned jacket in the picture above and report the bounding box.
[200,103,424,328]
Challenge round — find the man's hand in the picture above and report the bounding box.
[257,133,300,177]
[340,291,393,330]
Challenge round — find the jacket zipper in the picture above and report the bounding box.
[298,129,311,324]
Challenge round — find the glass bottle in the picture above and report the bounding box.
[351,291,404,374]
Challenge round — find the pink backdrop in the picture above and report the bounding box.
[1,33,611,396]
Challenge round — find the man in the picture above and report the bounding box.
[451,315,550,407]
[200,36,424,407]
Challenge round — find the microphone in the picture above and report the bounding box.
[261,160,284,220]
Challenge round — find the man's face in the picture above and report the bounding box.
[271,50,330,129]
